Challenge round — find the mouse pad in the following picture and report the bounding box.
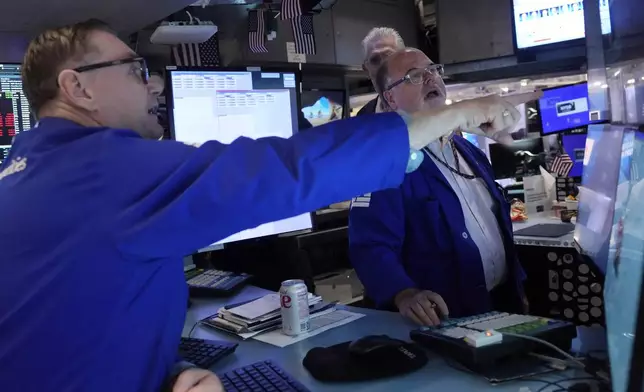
[303,339,428,382]
[513,223,575,238]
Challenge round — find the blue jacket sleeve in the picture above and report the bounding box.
[348,188,416,307]
[103,113,409,259]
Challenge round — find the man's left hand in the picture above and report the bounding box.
[172,368,223,392]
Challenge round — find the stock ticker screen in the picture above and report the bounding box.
[0,64,32,165]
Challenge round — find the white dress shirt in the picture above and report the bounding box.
[425,141,507,291]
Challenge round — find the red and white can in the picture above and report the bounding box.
[279,279,310,336]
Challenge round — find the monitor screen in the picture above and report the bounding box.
[489,137,545,180]
[539,82,600,135]
[513,0,612,49]
[561,133,587,177]
[574,124,624,273]
[167,68,313,246]
[603,128,644,392]
[0,64,33,166]
[300,90,344,127]
[462,132,480,149]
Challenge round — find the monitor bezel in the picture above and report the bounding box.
[537,81,604,136]
[626,126,644,392]
[164,65,313,249]
[165,65,304,141]
[510,0,614,53]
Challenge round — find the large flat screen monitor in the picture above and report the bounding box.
[489,137,545,180]
[538,82,601,135]
[561,132,587,178]
[0,64,33,166]
[166,67,313,247]
[603,128,644,392]
[574,123,624,273]
[512,0,611,49]
[300,89,345,127]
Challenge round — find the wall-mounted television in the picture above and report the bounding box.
[538,82,601,135]
[512,0,611,50]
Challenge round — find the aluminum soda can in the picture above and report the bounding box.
[279,279,310,336]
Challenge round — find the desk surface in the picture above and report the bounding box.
[184,286,584,392]
[512,214,576,246]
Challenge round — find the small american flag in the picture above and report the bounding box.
[291,14,316,54]
[280,0,320,19]
[281,0,303,19]
[248,10,268,54]
[550,152,574,177]
[171,33,221,67]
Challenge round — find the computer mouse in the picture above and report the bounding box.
[348,335,408,357]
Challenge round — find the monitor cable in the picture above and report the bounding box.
[503,332,610,384]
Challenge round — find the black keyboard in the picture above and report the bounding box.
[410,311,577,371]
[218,360,310,392]
[185,269,252,297]
[178,337,238,369]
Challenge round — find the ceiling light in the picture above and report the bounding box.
[520,80,529,87]
[627,79,636,84]
[614,70,621,77]
[445,99,453,105]
[593,81,602,86]
[601,84,608,89]
[501,87,509,93]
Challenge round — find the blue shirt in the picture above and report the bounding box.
[0,114,409,392]
[349,136,526,317]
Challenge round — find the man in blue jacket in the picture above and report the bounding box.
[0,20,527,392]
[349,48,529,326]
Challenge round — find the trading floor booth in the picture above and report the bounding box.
[173,1,644,391]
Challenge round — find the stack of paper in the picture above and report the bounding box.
[200,292,334,339]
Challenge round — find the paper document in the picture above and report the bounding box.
[253,310,365,347]
[227,293,320,321]
[228,294,281,320]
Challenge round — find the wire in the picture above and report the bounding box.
[534,377,605,392]
[501,332,586,368]
[187,321,202,338]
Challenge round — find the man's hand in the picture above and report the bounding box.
[403,91,543,149]
[394,288,449,326]
[172,368,223,392]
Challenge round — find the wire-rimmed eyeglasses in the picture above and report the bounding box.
[384,64,444,91]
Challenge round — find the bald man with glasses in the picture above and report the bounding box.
[349,48,530,326]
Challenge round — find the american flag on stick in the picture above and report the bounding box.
[281,0,303,19]
[171,33,221,67]
[291,14,316,54]
[550,152,574,177]
[248,10,268,53]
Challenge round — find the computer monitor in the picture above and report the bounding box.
[0,64,33,165]
[512,0,612,50]
[461,132,480,149]
[574,124,624,272]
[538,82,601,135]
[561,132,587,178]
[488,137,545,180]
[300,89,345,127]
[601,127,644,392]
[166,66,313,247]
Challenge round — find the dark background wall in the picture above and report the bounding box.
[137,0,420,69]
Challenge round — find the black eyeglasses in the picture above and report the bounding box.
[384,64,444,91]
[73,57,149,84]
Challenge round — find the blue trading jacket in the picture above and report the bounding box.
[349,136,526,317]
[0,113,408,392]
